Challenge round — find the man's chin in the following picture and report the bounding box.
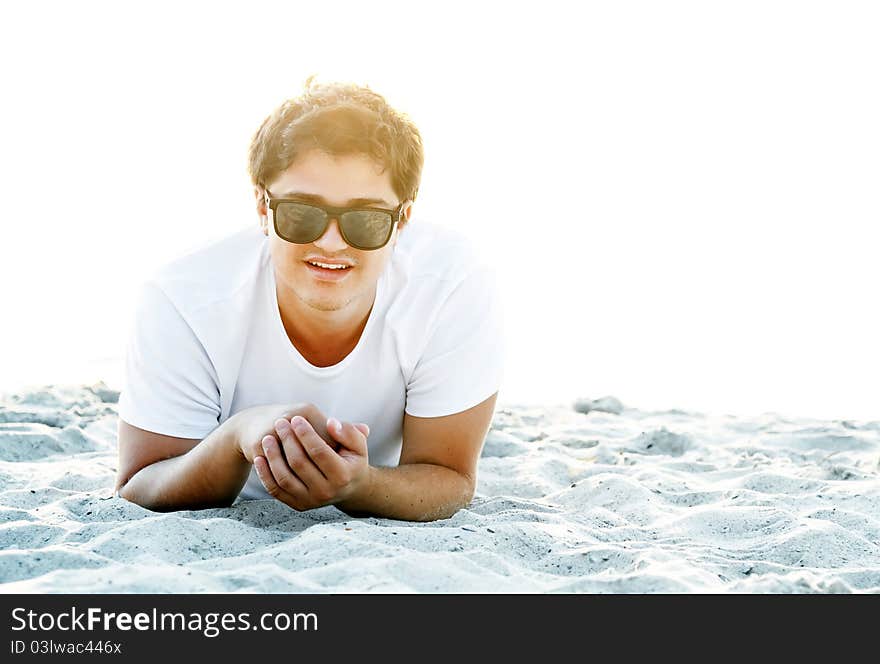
[296,279,376,314]
[300,290,356,313]
[302,298,346,313]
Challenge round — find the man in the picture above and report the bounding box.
[115,78,505,522]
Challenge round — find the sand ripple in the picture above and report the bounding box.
[1,384,878,593]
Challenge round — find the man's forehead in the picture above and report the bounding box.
[270,150,398,206]
[274,190,395,208]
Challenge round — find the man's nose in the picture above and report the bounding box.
[313,217,349,251]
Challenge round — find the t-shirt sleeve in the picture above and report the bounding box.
[117,280,221,439]
[404,266,506,418]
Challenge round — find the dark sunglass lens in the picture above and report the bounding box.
[341,211,393,249]
[275,203,326,243]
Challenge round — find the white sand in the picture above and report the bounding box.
[1,383,878,593]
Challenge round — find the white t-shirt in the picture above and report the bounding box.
[117,218,506,500]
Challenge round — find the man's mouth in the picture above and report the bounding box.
[306,260,352,270]
[303,260,354,280]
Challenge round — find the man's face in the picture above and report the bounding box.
[258,150,409,315]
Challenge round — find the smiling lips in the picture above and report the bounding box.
[307,260,350,269]
[304,259,354,281]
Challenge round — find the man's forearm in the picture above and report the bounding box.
[117,416,250,512]
[335,464,475,522]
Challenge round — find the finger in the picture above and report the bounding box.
[254,452,305,507]
[262,430,312,496]
[327,418,369,456]
[290,416,350,487]
[273,419,328,491]
[306,418,341,453]
[259,435,308,494]
[354,423,370,437]
[253,454,278,491]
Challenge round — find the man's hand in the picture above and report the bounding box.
[233,403,339,465]
[254,415,371,511]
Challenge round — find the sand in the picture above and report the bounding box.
[1,382,878,593]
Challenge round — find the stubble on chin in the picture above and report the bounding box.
[294,284,361,313]
[302,297,348,312]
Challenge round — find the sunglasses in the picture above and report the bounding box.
[264,190,407,251]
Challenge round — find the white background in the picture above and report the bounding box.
[0,1,877,420]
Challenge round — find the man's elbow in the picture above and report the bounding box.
[114,470,132,499]
[115,475,136,504]
[433,471,475,521]
[115,479,160,512]
[460,471,476,505]
[114,463,152,508]
[114,468,156,510]
[113,472,178,513]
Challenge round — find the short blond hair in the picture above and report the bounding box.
[247,76,424,203]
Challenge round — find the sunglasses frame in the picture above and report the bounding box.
[264,189,407,250]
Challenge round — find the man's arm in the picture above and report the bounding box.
[117,403,332,512]
[257,392,499,521]
[336,392,498,521]
[335,463,475,522]
[116,416,250,511]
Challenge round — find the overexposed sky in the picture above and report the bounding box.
[0,1,878,421]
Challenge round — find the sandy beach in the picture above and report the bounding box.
[1,382,878,593]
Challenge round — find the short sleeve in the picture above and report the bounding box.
[404,266,506,418]
[117,281,221,439]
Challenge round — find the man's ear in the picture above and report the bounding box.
[254,186,268,234]
[398,201,413,232]
[391,202,413,249]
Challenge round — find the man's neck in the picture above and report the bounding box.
[275,280,376,366]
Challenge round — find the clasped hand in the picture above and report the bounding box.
[254,414,371,511]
